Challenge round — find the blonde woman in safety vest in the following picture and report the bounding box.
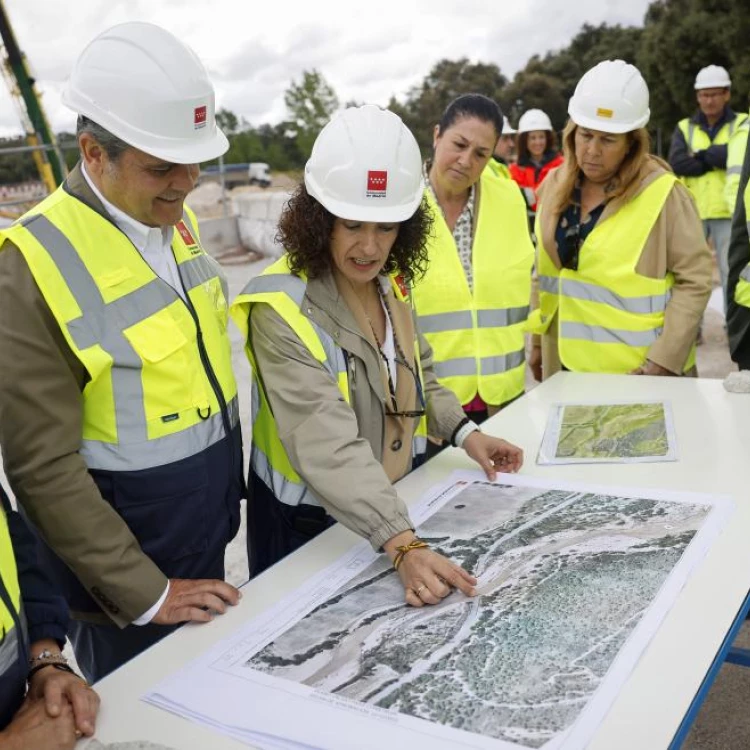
[412,95,535,451]
[529,60,712,379]
[231,106,523,607]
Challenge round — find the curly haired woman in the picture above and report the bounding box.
[231,106,523,607]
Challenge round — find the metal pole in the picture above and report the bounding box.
[218,153,229,218]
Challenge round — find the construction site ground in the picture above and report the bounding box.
[0,236,744,748]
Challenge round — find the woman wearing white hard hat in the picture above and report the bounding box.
[510,108,564,220]
[528,60,712,380]
[411,95,534,444]
[231,105,523,607]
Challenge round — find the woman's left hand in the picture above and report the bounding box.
[463,432,524,480]
[26,666,100,738]
[630,360,674,376]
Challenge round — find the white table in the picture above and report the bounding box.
[82,373,750,750]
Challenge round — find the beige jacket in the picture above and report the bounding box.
[534,157,712,377]
[249,267,467,551]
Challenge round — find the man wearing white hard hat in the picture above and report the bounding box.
[529,60,711,381]
[669,65,748,318]
[231,105,523,605]
[490,116,517,179]
[0,22,244,682]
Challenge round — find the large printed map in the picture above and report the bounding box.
[245,480,710,748]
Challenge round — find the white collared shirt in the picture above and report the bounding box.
[81,164,186,300]
[81,164,173,624]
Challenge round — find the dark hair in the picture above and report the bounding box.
[517,130,559,162]
[76,115,130,161]
[436,94,504,139]
[276,183,433,284]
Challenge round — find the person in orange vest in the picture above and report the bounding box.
[510,108,564,230]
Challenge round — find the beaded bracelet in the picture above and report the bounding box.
[393,539,430,571]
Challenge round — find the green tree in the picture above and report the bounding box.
[284,69,339,159]
[215,108,239,135]
[637,0,750,135]
[396,58,508,152]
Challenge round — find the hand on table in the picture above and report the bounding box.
[463,432,524,480]
[152,578,241,625]
[384,532,477,608]
[26,665,99,738]
[630,360,674,376]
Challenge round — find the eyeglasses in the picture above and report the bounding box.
[561,219,583,272]
[381,353,426,420]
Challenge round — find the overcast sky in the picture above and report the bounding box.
[4,0,652,137]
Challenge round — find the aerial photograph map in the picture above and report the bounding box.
[538,402,676,465]
[244,479,711,749]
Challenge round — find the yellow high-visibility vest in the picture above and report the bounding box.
[532,173,696,373]
[488,159,512,180]
[413,166,534,406]
[1,187,238,472]
[0,508,23,677]
[678,113,748,219]
[733,176,750,307]
[230,256,427,508]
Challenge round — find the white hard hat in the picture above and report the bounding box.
[695,65,731,90]
[517,109,553,133]
[62,22,228,164]
[568,60,650,133]
[304,105,423,223]
[502,116,516,135]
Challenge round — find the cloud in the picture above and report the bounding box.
[0,0,652,137]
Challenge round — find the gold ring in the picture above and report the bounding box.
[415,584,427,597]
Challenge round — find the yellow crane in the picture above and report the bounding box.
[0,0,66,194]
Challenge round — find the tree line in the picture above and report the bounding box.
[1,0,747,182]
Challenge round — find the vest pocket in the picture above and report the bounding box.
[123,309,191,363]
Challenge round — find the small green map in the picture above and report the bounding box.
[556,403,669,459]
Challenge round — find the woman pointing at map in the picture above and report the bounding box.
[230,105,523,606]
[528,60,711,379]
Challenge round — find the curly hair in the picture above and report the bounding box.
[276,183,433,284]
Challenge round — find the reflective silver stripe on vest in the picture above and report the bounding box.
[81,396,239,472]
[418,310,473,334]
[561,321,661,347]
[561,278,670,315]
[434,348,525,379]
[477,306,529,328]
[21,213,233,471]
[538,275,559,293]
[728,166,743,176]
[412,435,427,458]
[243,273,346,380]
[687,121,695,148]
[0,624,20,678]
[418,307,528,334]
[740,264,750,283]
[249,381,322,508]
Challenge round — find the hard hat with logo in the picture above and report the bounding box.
[62,22,228,164]
[567,60,650,134]
[694,65,731,90]
[304,105,423,223]
[517,109,553,133]
[502,116,517,135]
